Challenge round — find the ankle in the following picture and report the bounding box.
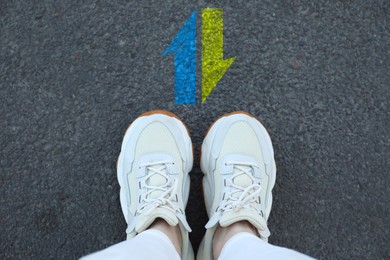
[212,221,257,259]
[148,218,182,256]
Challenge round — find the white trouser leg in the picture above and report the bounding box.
[218,232,315,260]
[81,229,180,260]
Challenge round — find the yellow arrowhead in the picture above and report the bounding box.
[202,8,235,103]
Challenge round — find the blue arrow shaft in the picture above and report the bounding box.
[163,11,196,104]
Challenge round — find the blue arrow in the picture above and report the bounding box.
[163,11,196,104]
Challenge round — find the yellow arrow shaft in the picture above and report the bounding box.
[202,8,235,103]
[202,8,224,61]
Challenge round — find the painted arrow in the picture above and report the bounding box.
[202,8,235,103]
[163,11,196,104]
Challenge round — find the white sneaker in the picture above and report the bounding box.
[117,110,194,260]
[197,112,276,260]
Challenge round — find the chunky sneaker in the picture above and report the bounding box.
[197,111,277,260]
[117,110,194,260]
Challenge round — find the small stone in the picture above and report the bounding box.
[289,58,303,70]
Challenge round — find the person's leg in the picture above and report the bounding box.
[212,221,257,259]
[81,228,180,260]
[148,218,182,254]
[217,231,314,260]
[81,110,194,260]
[198,111,313,260]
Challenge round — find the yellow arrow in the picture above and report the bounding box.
[202,8,235,103]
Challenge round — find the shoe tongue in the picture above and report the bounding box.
[231,165,253,199]
[135,208,179,233]
[218,165,258,228]
[217,165,270,238]
[134,164,188,233]
[146,165,168,198]
[232,166,253,193]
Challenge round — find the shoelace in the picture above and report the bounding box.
[219,161,262,213]
[136,160,180,216]
[206,161,271,237]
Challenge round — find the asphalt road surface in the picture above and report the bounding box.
[1,0,389,259]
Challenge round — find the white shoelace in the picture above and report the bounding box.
[136,160,180,216]
[219,161,262,214]
[206,161,270,237]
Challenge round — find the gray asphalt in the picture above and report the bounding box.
[1,0,389,259]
